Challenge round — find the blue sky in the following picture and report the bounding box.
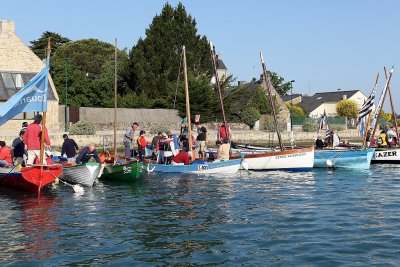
[2,0,400,112]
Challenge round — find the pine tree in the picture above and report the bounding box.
[30,31,70,59]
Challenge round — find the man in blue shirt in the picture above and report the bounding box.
[76,145,100,164]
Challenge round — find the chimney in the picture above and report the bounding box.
[259,74,264,82]
[0,20,15,34]
[216,54,222,60]
[343,95,347,100]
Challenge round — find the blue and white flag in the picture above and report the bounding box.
[358,115,366,137]
[0,57,50,126]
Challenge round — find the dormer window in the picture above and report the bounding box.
[1,72,25,89]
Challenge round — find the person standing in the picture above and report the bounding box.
[137,130,148,162]
[196,123,208,159]
[76,145,100,164]
[61,134,79,162]
[11,130,26,166]
[23,114,51,165]
[123,122,139,159]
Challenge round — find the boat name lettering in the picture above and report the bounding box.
[198,165,209,171]
[275,152,306,159]
[376,151,397,158]
[123,166,131,174]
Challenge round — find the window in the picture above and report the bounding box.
[1,72,25,89]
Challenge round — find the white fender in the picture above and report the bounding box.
[241,159,249,171]
[147,164,156,173]
[325,159,334,167]
[72,184,85,194]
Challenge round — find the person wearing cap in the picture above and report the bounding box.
[137,130,148,162]
[61,134,79,162]
[123,122,139,159]
[23,114,51,165]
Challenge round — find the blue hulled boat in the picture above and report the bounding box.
[314,148,375,169]
[146,159,243,174]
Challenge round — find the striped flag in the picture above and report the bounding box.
[357,87,376,126]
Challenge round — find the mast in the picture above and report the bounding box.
[370,67,394,145]
[113,38,118,163]
[39,37,51,165]
[259,52,284,151]
[384,67,399,145]
[182,46,193,157]
[209,42,230,140]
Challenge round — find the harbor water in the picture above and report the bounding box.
[1,165,400,266]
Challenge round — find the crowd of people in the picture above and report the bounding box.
[0,117,232,168]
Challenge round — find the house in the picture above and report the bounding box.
[281,94,302,105]
[293,90,368,118]
[0,20,60,132]
[216,54,228,80]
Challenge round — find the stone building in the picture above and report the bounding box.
[0,20,59,133]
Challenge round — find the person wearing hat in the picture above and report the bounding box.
[123,122,139,159]
[23,114,51,165]
[137,130,148,162]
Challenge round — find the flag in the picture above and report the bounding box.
[318,110,331,139]
[358,115,366,137]
[357,87,376,125]
[0,56,50,126]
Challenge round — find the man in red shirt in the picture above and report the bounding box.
[171,150,191,165]
[0,141,12,167]
[23,114,51,165]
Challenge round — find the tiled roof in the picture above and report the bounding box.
[299,90,360,113]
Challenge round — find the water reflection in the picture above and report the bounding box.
[0,188,60,263]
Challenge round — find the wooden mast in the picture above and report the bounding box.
[370,67,394,145]
[384,66,399,145]
[39,37,51,165]
[259,52,284,151]
[209,42,229,140]
[113,38,118,164]
[182,46,193,158]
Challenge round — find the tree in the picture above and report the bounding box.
[286,103,306,118]
[30,31,71,59]
[379,110,392,122]
[268,71,292,96]
[50,39,129,107]
[336,100,359,119]
[240,106,260,129]
[125,3,212,107]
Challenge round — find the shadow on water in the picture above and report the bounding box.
[0,187,61,264]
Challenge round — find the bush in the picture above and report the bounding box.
[69,120,96,135]
[264,120,285,132]
[240,106,260,128]
[302,122,318,132]
[330,125,346,131]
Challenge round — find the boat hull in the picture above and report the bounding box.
[101,161,146,182]
[60,162,101,187]
[234,147,314,171]
[0,165,63,193]
[372,148,400,164]
[314,148,374,169]
[147,159,242,174]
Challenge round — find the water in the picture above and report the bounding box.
[1,166,400,266]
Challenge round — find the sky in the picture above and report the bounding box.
[2,0,400,112]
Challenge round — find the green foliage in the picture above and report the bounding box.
[264,119,285,132]
[336,100,359,119]
[240,106,260,128]
[330,125,346,131]
[379,110,392,122]
[125,3,211,107]
[51,39,129,107]
[30,31,71,59]
[286,103,306,118]
[302,122,318,132]
[268,72,292,96]
[69,120,96,135]
[170,72,219,122]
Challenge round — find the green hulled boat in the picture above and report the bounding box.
[100,161,146,182]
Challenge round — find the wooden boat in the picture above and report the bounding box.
[60,162,102,187]
[0,165,62,193]
[101,161,146,182]
[231,146,314,171]
[146,158,242,174]
[371,147,400,164]
[314,148,375,169]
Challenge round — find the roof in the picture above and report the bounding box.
[217,59,227,70]
[299,90,360,113]
[281,94,302,102]
[0,70,57,101]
